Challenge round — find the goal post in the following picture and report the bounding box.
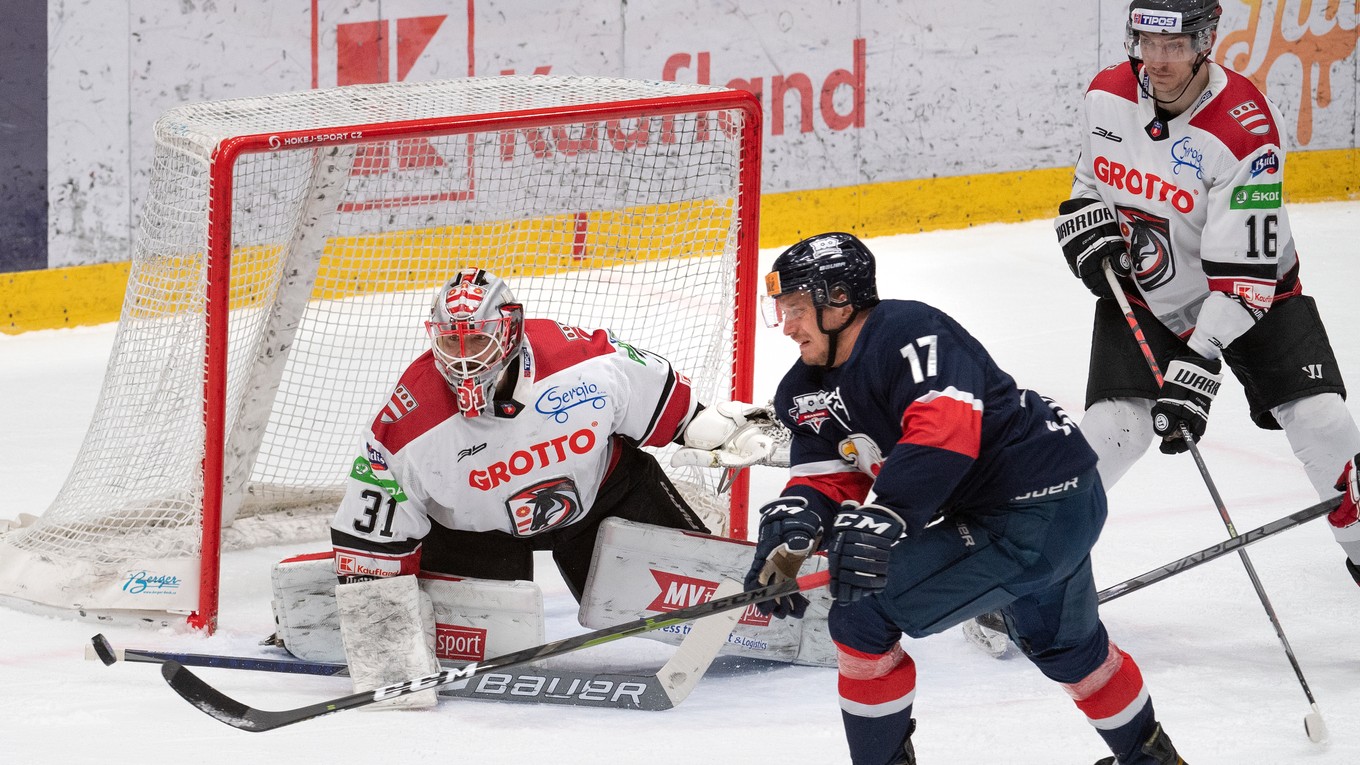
[0,76,761,633]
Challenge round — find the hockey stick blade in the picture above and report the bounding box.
[1097,495,1339,604]
[163,569,829,731]
[88,636,349,676]
[101,580,741,712]
[96,638,686,708]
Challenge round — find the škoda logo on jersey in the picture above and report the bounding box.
[646,571,770,626]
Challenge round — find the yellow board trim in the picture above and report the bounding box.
[5,147,1356,334]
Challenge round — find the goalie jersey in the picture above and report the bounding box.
[773,300,1097,536]
[1072,61,1299,358]
[331,319,697,579]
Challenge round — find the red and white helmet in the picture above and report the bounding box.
[425,268,524,417]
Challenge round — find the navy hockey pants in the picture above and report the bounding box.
[829,468,1109,683]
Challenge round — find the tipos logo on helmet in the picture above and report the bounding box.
[426,268,524,418]
[1125,0,1221,63]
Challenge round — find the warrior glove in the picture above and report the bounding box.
[1151,354,1223,454]
[1055,198,1126,298]
[828,502,907,607]
[744,497,823,618]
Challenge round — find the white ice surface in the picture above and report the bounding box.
[2,202,1359,764]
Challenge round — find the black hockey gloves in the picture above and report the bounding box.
[1151,354,1223,454]
[828,502,906,606]
[744,497,823,618]
[1055,198,1126,298]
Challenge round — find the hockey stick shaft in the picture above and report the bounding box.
[1097,495,1339,602]
[973,495,1338,635]
[162,569,829,731]
[1102,262,1327,737]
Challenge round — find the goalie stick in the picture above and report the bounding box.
[90,580,743,712]
[161,570,830,731]
[972,494,1342,637]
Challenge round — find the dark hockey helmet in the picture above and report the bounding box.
[1125,0,1221,62]
[426,267,524,417]
[762,232,879,327]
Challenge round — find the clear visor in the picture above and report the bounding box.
[1126,29,1207,64]
[760,291,813,328]
[425,312,517,379]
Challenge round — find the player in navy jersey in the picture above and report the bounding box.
[1054,0,1360,585]
[744,233,1186,764]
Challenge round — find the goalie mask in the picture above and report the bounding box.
[426,268,524,417]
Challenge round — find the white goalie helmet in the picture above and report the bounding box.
[426,268,524,417]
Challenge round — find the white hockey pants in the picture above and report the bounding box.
[1081,393,1360,562]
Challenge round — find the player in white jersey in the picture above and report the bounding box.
[324,268,774,706]
[1054,0,1360,588]
[331,267,769,594]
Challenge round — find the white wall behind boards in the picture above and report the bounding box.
[38,1,1360,268]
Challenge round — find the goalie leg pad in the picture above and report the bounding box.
[273,554,545,665]
[420,575,545,664]
[270,553,345,662]
[579,517,836,667]
[336,575,440,709]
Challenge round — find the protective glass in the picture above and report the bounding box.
[1126,31,1202,63]
[760,291,812,328]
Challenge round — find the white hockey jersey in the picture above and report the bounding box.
[1071,61,1300,359]
[330,318,698,579]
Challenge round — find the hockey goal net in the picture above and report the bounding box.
[0,76,761,632]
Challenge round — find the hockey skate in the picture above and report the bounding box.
[1093,723,1185,764]
[891,719,917,765]
[1346,558,1360,587]
[961,611,1012,659]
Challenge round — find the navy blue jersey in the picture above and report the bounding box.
[773,300,1098,536]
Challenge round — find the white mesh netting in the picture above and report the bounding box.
[0,75,757,621]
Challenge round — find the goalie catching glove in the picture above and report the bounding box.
[1151,354,1223,454]
[1055,197,1126,298]
[743,497,823,618]
[672,401,776,469]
